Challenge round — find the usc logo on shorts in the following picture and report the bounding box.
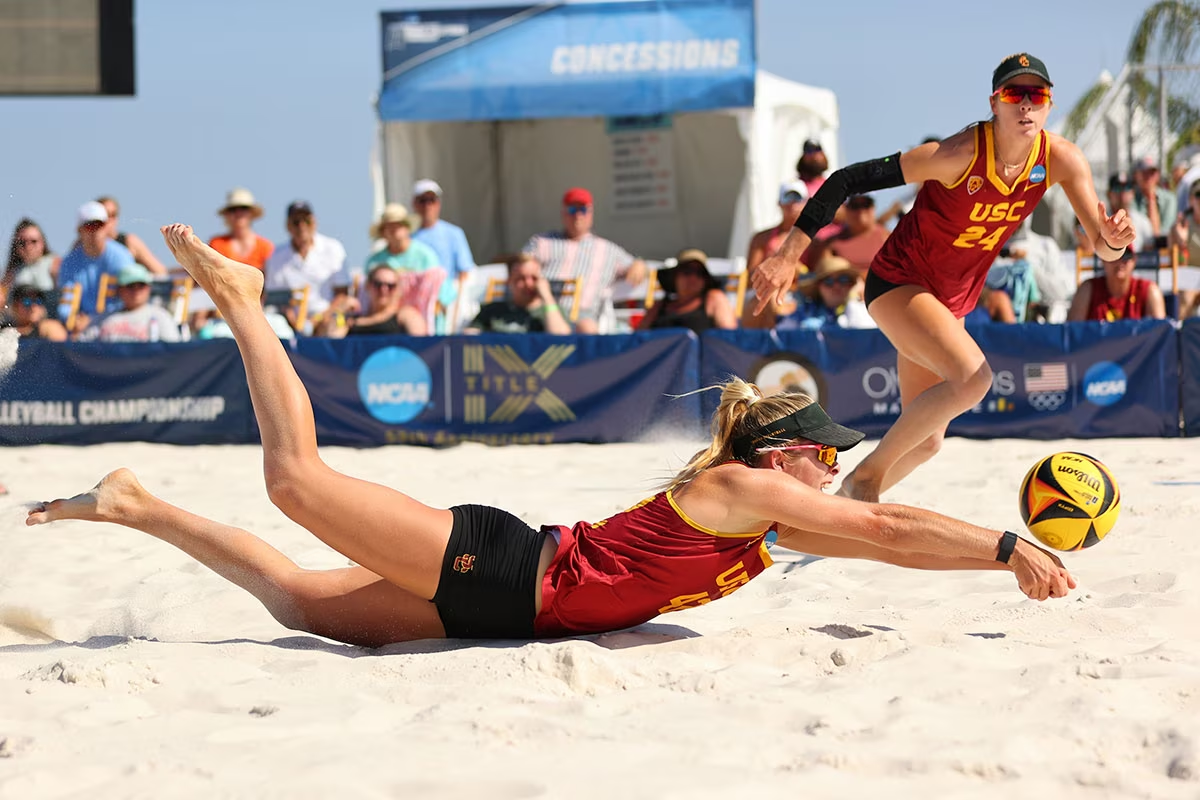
[453,554,476,573]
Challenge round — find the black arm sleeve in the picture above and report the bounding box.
[794,152,906,238]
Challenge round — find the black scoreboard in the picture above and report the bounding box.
[0,0,134,96]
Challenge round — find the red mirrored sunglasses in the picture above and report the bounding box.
[992,86,1052,106]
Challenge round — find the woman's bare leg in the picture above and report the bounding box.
[26,469,444,647]
[160,224,451,600]
[840,287,991,502]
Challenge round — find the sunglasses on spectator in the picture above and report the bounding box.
[755,442,838,467]
[369,279,399,290]
[781,192,806,204]
[287,215,313,226]
[677,262,706,275]
[992,86,1052,106]
[822,275,855,288]
[81,221,107,230]
[120,282,150,290]
[16,295,43,308]
[17,237,42,246]
[414,194,439,204]
[565,204,590,215]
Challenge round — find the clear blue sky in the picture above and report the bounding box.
[1,0,1156,268]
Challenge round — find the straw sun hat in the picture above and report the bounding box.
[369,203,417,238]
[218,188,264,219]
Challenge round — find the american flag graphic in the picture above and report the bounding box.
[1024,362,1069,393]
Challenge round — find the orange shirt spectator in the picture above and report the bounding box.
[209,188,274,270]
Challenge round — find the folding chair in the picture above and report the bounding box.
[55,283,84,331]
[262,286,311,332]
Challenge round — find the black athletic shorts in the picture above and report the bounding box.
[863,269,908,308]
[432,504,548,639]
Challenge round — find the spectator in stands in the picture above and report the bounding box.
[1174,151,1200,222]
[411,179,475,281]
[775,255,876,331]
[1107,172,1154,251]
[827,195,891,274]
[1002,218,1071,322]
[1132,157,1177,237]
[264,201,352,319]
[522,187,647,334]
[465,253,571,335]
[365,203,444,329]
[209,188,274,271]
[796,139,829,196]
[316,264,426,338]
[743,181,814,330]
[58,201,136,331]
[84,264,182,343]
[366,204,440,272]
[747,181,811,276]
[1067,246,1166,322]
[0,284,68,341]
[96,196,168,277]
[4,218,59,297]
[637,249,737,335]
[1171,182,1200,318]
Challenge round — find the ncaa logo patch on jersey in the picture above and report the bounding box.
[967,176,984,195]
[1029,165,1046,185]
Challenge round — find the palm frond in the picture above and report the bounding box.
[1127,0,1200,64]
[1063,80,1115,139]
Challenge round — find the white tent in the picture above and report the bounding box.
[373,69,839,263]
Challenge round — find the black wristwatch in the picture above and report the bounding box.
[996,531,1020,564]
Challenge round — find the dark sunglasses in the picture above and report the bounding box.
[120,282,150,290]
[17,237,42,246]
[287,215,313,226]
[992,86,1052,106]
[822,275,855,288]
[414,194,439,204]
[565,204,590,215]
[369,279,399,290]
[81,221,107,230]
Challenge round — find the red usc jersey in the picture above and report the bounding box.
[1085,276,1154,321]
[534,490,774,637]
[872,121,1051,316]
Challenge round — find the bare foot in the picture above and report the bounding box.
[26,468,147,526]
[160,223,264,309]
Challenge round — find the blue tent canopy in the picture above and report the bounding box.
[378,0,756,122]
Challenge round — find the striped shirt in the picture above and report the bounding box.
[522,231,635,320]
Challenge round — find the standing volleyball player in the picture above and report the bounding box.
[751,54,1136,502]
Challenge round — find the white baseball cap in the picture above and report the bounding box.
[779,180,809,204]
[77,200,109,226]
[412,179,443,197]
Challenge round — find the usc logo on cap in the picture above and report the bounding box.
[1018,55,1030,67]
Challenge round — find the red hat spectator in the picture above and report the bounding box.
[562,187,593,207]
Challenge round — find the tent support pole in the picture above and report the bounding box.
[491,121,507,255]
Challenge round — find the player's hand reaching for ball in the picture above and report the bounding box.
[1010,537,1075,600]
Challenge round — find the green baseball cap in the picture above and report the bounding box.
[992,53,1053,91]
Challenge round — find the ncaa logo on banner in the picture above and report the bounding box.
[1083,361,1127,407]
[357,347,433,424]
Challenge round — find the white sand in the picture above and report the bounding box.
[1,437,1197,798]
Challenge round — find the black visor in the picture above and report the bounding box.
[731,404,866,463]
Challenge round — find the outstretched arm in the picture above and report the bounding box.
[1050,137,1135,260]
[750,136,972,314]
[776,525,1012,571]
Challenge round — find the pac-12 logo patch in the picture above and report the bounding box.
[1029,165,1046,185]
[967,176,984,195]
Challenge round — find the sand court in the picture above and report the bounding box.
[0,437,1197,798]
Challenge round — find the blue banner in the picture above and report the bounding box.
[1182,319,1200,437]
[378,0,756,122]
[291,331,702,447]
[0,339,253,446]
[700,320,1180,440]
